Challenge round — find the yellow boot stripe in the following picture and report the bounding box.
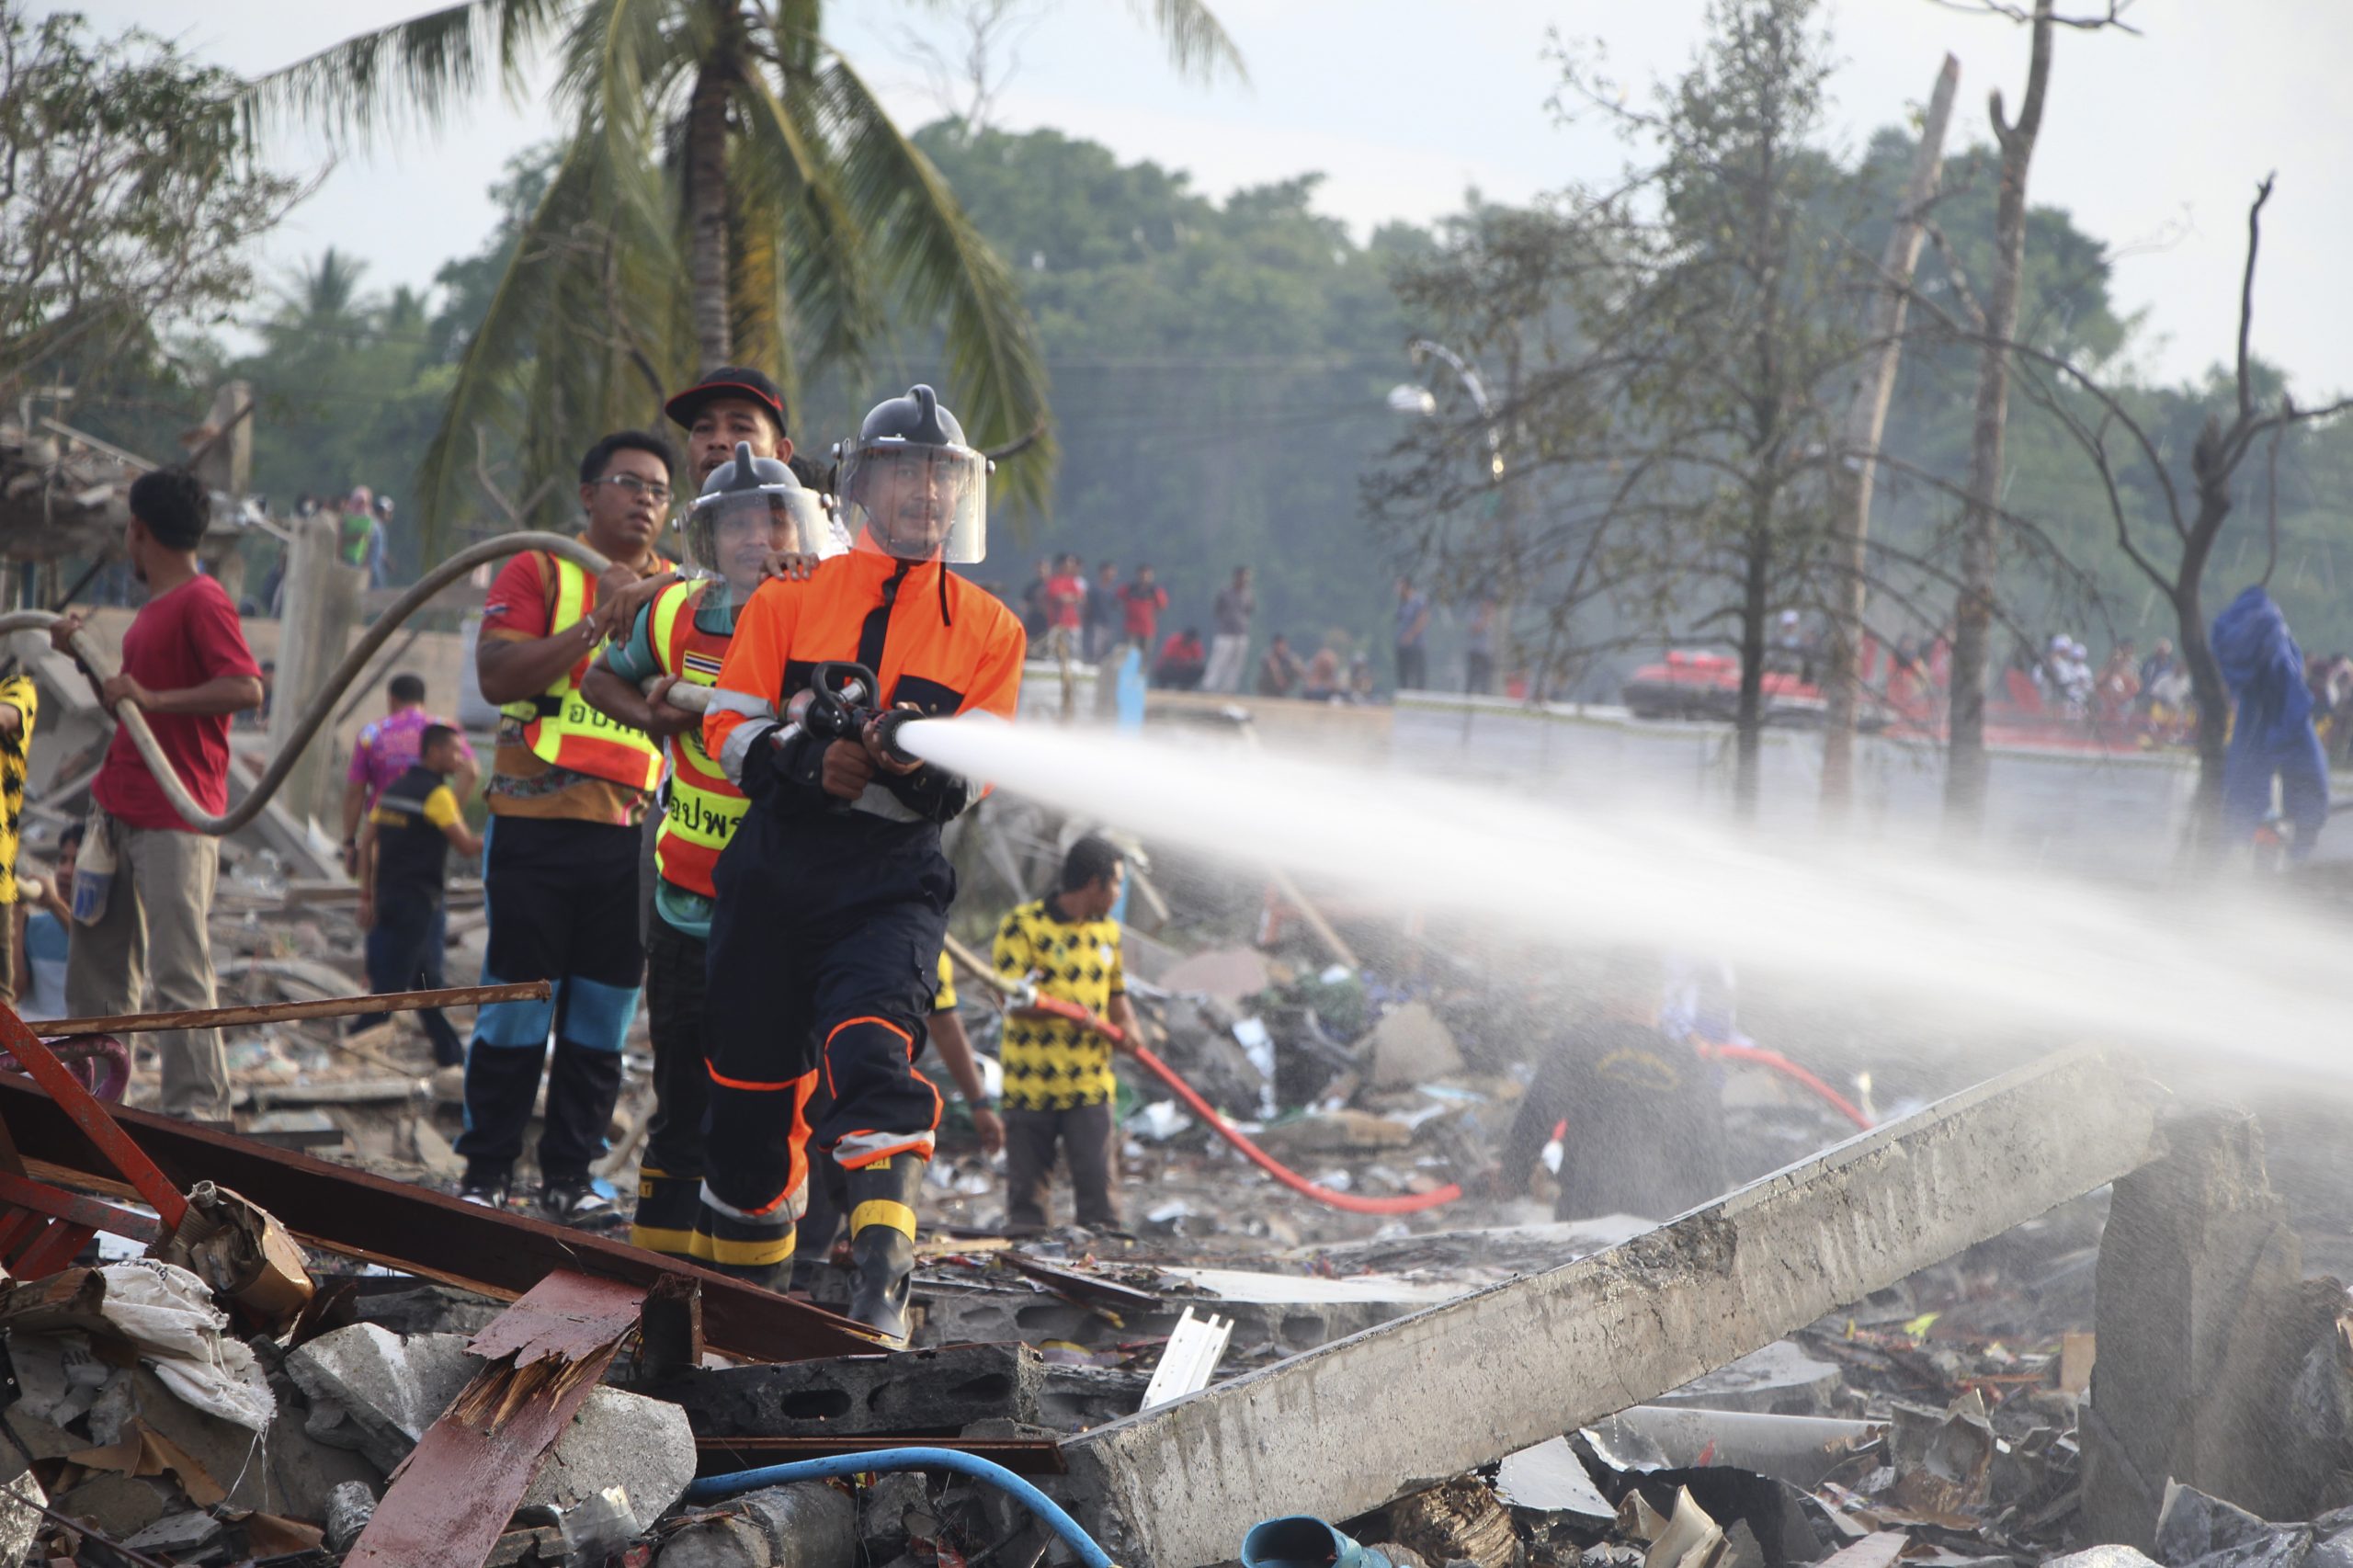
[699,1232,797,1267]
[850,1200,918,1240]
[628,1222,701,1256]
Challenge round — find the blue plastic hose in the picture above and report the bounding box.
[682,1447,1117,1568]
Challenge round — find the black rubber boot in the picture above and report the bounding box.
[844,1155,926,1348]
[628,1167,702,1261]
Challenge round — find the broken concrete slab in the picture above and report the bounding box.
[1160,947,1272,1005]
[347,1271,645,1568]
[1360,1001,1462,1087]
[2080,1113,2353,1551]
[522,1384,695,1531]
[286,1324,479,1473]
[0,1471,43,1568]
[656,1480,858,1568]
[1059,1049,2160,1568]
[642,1343,1044,1438]
[2044,1551,2162,1568]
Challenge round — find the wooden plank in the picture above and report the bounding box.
[348,1272,643,1568]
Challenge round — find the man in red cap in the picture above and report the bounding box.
[666,366,791,491]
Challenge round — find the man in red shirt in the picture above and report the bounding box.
[49,468,263,1121]
[1120,564,1167,653]
[1044,552,1086,662]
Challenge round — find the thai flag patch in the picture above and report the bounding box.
[684,653,724,680]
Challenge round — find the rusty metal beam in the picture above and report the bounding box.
[0,1169,160,1244]
[0,1073,875,1362]
[35,980,551,1038]
[350,1271,645,1568]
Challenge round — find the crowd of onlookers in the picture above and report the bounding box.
[1010,558,1498,704]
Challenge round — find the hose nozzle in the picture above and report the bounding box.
[872,708,922,767]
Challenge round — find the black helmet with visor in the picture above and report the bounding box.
[835,384,989,564]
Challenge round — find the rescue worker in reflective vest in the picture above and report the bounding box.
[459,430,676,1222]
[581,445,836,1261]
[699,384,1024,1341]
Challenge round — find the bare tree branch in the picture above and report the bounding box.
[1920,0,2143,35]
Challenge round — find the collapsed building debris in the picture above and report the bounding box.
[3,816,2351,1568]
[1058,1049,2161,1568]
[0,1072,874,1362]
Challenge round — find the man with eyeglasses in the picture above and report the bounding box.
[458,430,677,1223]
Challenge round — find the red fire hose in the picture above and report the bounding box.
[970,954,1872,1212]
[1017,993,1464,1215]
[1694,1040,1875,1131]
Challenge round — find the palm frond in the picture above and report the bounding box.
[821,55,1055,514]
[246,0,573,146]
[1131,0,1248,85]
[732,66,884,406]
[412,76,684,550]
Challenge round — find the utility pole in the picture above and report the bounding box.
[1819,55,1960,819]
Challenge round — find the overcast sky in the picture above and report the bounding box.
[72,0,2353,395]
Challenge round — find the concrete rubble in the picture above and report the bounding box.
[6,813,2353,1568]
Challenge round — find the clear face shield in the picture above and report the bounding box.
[837,441,989,564]
[685,487,835,610]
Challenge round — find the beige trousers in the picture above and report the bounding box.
[65,824,229,1120]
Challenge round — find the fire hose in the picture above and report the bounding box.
[0,531,618,835]
[1694,1040,1875,1131]
[940,937,1462,1215]
[941,941,1874,1213]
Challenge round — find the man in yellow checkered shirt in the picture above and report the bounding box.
[992,835,1138,1233]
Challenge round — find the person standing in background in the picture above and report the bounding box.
[50,468,264,1120]
[341,673,477,876]
[356,725,483,1066]
[1464,596,1497,695]
[1045,553,1087,663]
[1393,575,1431,693]
[1205,565,1254,693]
[1256,633,1303,698]
[994,836,1140,1233]
[1119,564,1168,659]
[1020,559,1054,642]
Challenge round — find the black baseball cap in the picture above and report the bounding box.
[665,366,789,437]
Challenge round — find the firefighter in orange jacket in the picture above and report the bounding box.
[697,385,1024,1340]
[580,444,835,1261]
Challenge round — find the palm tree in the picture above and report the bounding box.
[270,248,376,354]
[254,0,1243,543]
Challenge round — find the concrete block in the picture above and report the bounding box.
[1362,1002,1462,1087]
[524,1385,696,1532]
[55,1472,169,1539]
[2080,1113,2353,1551]
[286,1324,480,1473]
[645,1342,1042,1437]
[0,1471,44,1568]
[657,1481,858,1568]
[1061,1050,2160,1568]
[2042,1551,2160,1568]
